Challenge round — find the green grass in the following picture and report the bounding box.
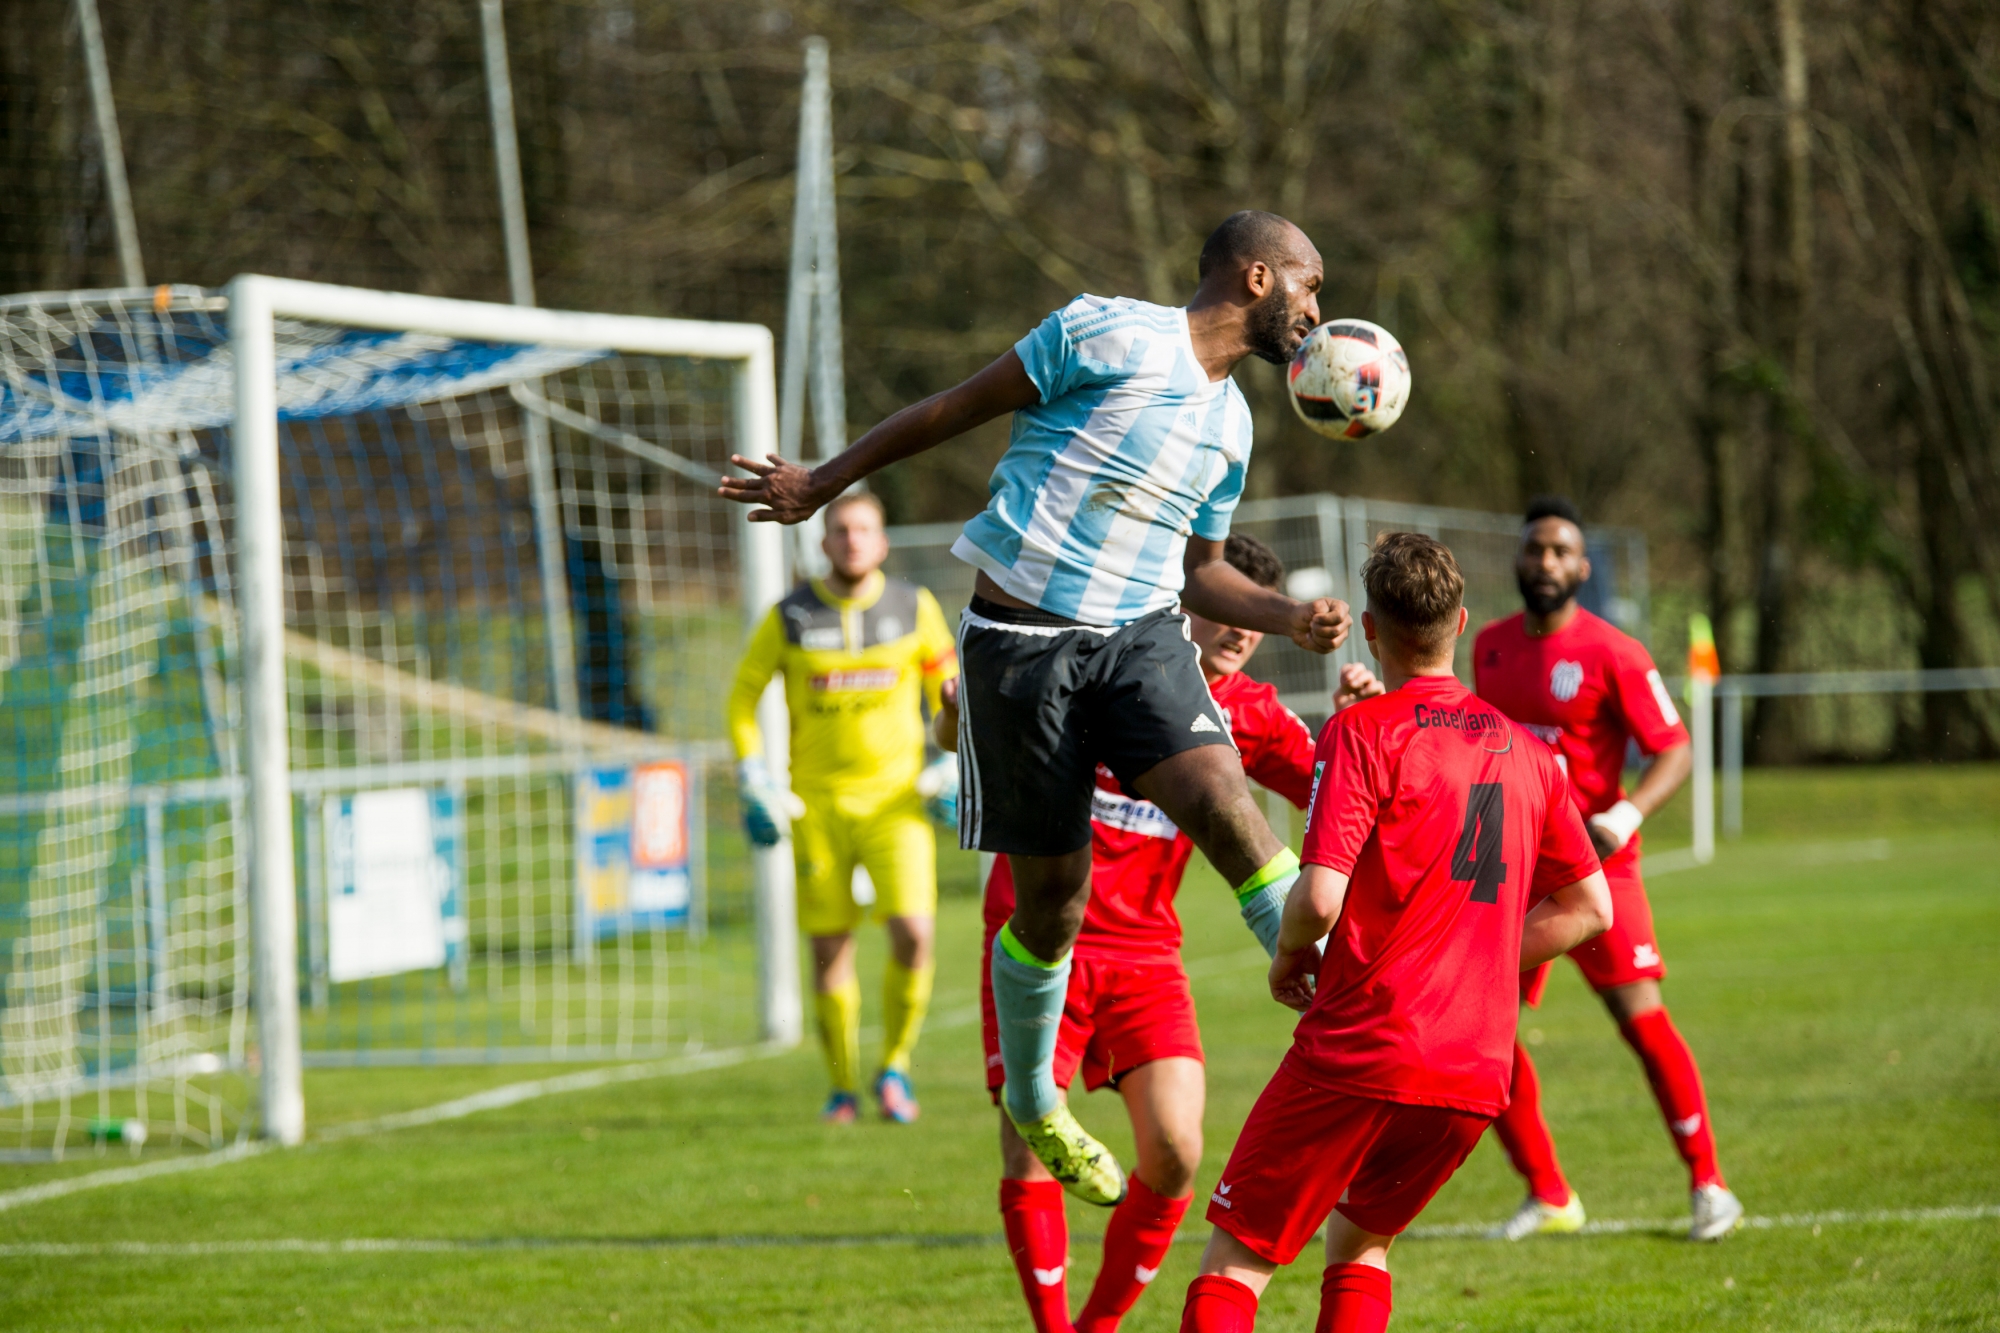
[3,768,1997,1330]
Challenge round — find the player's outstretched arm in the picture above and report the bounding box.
[1268,863,1349,1012]
[1519,870,1613,971]
[1182,537,1351,654]
[718,350,1041,524]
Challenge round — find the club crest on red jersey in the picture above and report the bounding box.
[1549,660,1585,702]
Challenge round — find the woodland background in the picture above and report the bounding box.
[2,0,1997,758]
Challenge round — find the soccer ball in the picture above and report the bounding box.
[1286,319,1411,439]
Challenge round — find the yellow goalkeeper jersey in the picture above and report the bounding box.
[727,573,958,799]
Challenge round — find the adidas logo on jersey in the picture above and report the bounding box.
[1190,713,1221,733]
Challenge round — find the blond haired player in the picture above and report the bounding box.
[727,493,958,1123]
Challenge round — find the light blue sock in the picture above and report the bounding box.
[1236,850,1302,958]
[991,923,1070,1124]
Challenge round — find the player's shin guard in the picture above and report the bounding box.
[1619,1008,1725,1189]
[1075,1176,1191,1333]
[1234,850,1300,958]
[1180,1274,1259,1333]
[814,977,862,1095]
[1001,1179,1073,1333]
[880,954,934,1074]
[1315,1264,1391,1333]
[1492,1041,1573,1206]
[993,924,1072,1124]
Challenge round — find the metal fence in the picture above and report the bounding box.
[1713,668,2000,836]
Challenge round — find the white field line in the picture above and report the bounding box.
[0,1005,988,1217]
[1399,1202,2000,1240]
[0,1204,1993,1258]
[0,1141,276,1216]
[312,1043,792,1142]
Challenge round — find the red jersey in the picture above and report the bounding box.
[1472,609,1689,871]
[1289,675,1600,1116]
[983,671,1316,959]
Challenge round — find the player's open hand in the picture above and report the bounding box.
[1268,942,1319,1013]
[1332,662,1385,712]
[1288,597,1352,655]
[718,454,831,524]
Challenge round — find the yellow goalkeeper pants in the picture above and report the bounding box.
[791,788,936,936]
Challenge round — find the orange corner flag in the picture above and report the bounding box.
[1688,613,1720,684]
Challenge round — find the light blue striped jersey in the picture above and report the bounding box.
[951,296,1255,624]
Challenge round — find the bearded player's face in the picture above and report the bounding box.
[1516,517,1591,615]
[1244,243,1325,366]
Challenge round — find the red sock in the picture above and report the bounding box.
[1001,1179,1073,1333]
[1491,1041,1572,1205]
[1180,1274,1258,1333]
[1075,1176,1191,1332]
[1620,1008,1725,1189]
[1315,1263,1391,1333]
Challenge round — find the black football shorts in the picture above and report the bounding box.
[955,596,1236,856]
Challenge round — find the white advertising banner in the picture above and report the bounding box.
[326,787,456,984]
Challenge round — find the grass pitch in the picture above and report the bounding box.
[3,765,1997,1330]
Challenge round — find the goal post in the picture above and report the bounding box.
[226,275,797,1143]
[0,277,800,1156]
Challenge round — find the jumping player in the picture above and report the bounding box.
[1473,495,1744,1241]
[938,534,1370,1333]
[1179,532,1612,1333]
[726,492,958,1124]
[721,211,1350,1204]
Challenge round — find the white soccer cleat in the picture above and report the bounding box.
[1689,1183,1744,1241]
[1488,1191,1586,1240]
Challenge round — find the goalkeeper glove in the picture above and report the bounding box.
[914,753,960,829]
[737,757,802,848]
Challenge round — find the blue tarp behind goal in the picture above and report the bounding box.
[0,313,609,443]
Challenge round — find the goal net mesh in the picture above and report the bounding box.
[0,286,761,1154]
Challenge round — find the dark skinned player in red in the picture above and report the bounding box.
[1474,495,1744,1242]
[936,533,1376,1333]
[1178,532,1612,1333]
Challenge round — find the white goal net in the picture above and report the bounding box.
[0,279,788,1153]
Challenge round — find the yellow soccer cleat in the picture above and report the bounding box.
[1489,1191,1586,1240]
[1007,1097,1128,1207]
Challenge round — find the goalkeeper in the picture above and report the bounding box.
[727,492,959,1125]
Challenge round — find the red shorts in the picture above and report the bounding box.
[1206,1062,1490,1264]
[980,926,1203,1101]
[1521,860,1664,1006]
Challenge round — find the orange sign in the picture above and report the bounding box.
[631,761,688,869]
